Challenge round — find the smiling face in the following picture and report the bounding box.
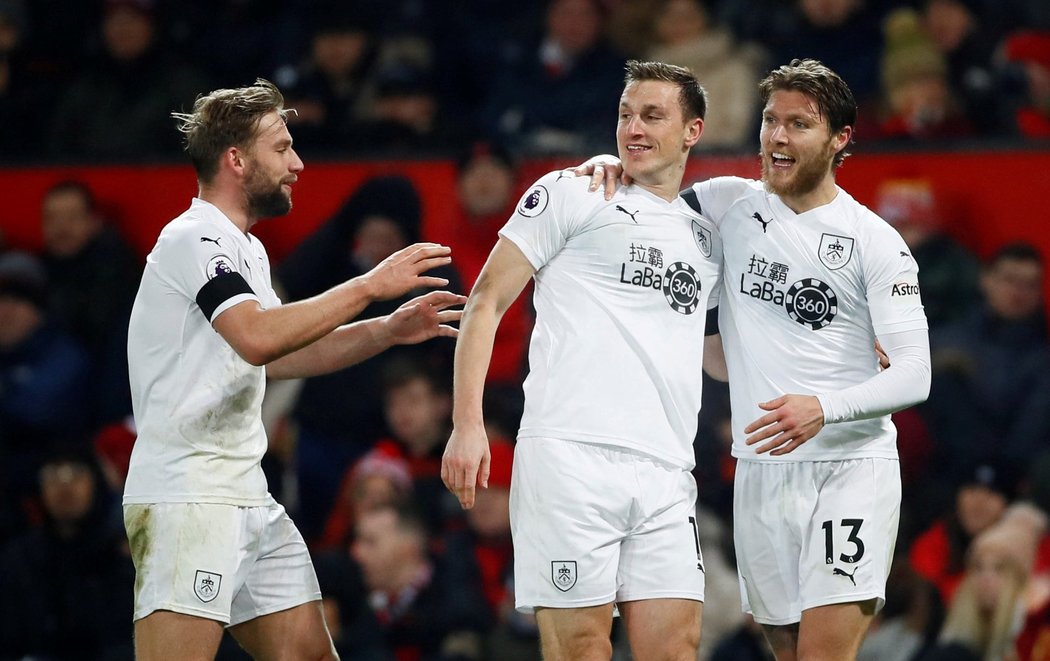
[760,89,850,211]
[243,110,304,220]
[617,79,701,196]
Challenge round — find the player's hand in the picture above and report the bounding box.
[441,425,491,509]
[744,394,825,456]
[361,243,453,301]
[875,340,890,370]
[382,290,466,345]
[571,155,629,201]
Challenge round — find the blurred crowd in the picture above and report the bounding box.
[2,0,1050,659]
[1,0,1050,165]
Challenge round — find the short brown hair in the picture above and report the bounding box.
[760,59,857,167]
[624,60,707,121]
[172,78,289,183]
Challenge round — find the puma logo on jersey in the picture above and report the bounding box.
[200,236,222,246]
[752,212,771,233]
[616,205,640,223]
[833,567,857,586]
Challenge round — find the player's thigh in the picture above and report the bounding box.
[619,598,702,661]
[797,599,878,660]
[229,600,337,661]
[535,604,615,661]
[134,610,225,661]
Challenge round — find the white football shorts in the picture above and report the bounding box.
[511,437,705,613]
[733,458,901,625]
[124,501,321,625]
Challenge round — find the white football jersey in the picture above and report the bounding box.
[686,177,927,462]
[500,171,722,469]
[124,198,279,506]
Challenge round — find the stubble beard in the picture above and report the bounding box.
[245,167,292,220]
[760,144,836,200]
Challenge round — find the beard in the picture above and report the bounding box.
[245,166,292,219]
[760,142,836,199]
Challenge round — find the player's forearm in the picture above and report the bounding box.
[817,329,931,423]
[266,318,390,379]
[229,278,377,366]
[451,296,504,428]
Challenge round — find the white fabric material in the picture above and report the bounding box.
[500,171,722,469]
[688,177,929,462]
[125,198,279,506]
[733,458,901,624]
[510,437,705,612]
[124,501,319,625]
[818,328,931,424]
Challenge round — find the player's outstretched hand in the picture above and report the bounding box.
[383,290,466,345]
[441,425,490,510]
[744,394,825,456]
[363,243,453,301]
[571,155,630,201]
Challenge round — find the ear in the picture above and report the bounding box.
[684,117,704,150]
[224,146,247,177]
[832,125,853,153]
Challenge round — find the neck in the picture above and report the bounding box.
[779,177,839,214]
[199,185,253,234]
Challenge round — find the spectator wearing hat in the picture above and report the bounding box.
[315,446,414,552]
[0,251,91,526]
[909,459,1018,606]
[275,175,462,541]
[874,178,980,328]
[876,7,976,142]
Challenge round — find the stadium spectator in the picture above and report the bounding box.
[924,242,1050,476]
[874,178,980,327]
[276,174,462,541]
[479,0,626,155]
[1001,30,1050,138]
[909,459,1017,606]
[45,0,211,160]
[643,0,766,150]
[315,501,492,660]
[39,180,140,426]
[0,445,135,660]
[315,446,414,552]
[876,8,976,142]
[442,141,531,391]
[921,0,1008,134]
[0,251,91,517]
[920,503,1046,660]
[273,8,381,153]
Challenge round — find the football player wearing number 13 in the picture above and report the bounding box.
[576,59,932,661]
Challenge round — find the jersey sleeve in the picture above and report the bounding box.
[166,227,258,323]
[686,176,753,228]
[498,171,587,270]
[862,223,929,335]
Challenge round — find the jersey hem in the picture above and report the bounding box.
[518,430,693,470]
[730,449,899,462]
[122,494,275,507]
